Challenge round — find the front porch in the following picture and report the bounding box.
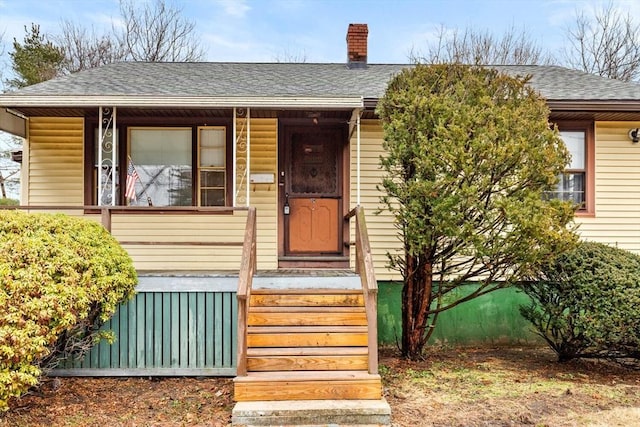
[3,206,383,398]
[4,161,391,419]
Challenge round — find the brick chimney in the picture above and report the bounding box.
[346,23,368,68]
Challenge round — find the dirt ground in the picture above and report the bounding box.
[2,346,640,427]
[380,346,640,427]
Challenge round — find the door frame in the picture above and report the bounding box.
[277,119,350,268]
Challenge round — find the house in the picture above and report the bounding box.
[3,22,640,406]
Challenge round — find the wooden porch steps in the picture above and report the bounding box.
[247,347,369,371]
[234,370,382,401]
[234,288,382,402]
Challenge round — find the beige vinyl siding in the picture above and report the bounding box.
[111,212,249,270]
[350,119,400,281]
[247,118,278,270]
[576,121,640,252]
[28,117,84,205]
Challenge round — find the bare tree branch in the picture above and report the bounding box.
[56,20,126,74]
[274,47,308,63]
[413,25,555,65]
[0,30,5,91]
[117,0,205,62]
[0,134,21,200]
[563,2,640,81]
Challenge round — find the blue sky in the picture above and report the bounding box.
[1,0,639,67]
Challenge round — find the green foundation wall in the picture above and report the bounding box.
[377,282,541,346]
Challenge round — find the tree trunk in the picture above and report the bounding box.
[0,171,6,199]
[401,253,434,360]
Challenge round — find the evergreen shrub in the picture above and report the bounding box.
[0,210,136,411]
[520,241,640,362]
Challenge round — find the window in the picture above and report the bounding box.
[128,128,193,206]
[198,127,226,206]
[89,124,230,207]
[550,122,594,215]
[554,131,586,206]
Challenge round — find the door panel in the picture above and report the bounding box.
[290,134,337,194]
[282,126,344,256]
[288,198,339,253]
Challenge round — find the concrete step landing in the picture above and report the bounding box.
[231,399,391,426]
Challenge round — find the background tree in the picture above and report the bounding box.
[376,64,577,360]
[0,164,19,200]
[0,135,20,200]
[563,2,640,81]
[57,20,125,74]
[57,0,203,71]
[0,30,5,84]
[274,47,308,63]
[6,24,64,89]
[0,30,20,202]
[413,25,555,65]
[117,0,205,62]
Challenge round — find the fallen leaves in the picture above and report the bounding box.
[1,377,233,426]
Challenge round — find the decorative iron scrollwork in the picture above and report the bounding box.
[235,118,247,206]
[98,107,117,206]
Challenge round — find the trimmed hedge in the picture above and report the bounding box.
[0,211,136,411]
[519,241,640,362]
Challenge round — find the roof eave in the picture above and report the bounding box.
[546,100,640,112]
[362,97,640,113]
[0,95,365,110]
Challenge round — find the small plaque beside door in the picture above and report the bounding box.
[250,173,275,183]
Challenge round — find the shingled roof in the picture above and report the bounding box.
[2,61,640,126]
[3,62,640,104]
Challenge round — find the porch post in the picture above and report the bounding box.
[246,107,251,206]
[233,107,250,207]
[356,109,361,206]
[97,106,117,206]
[233,107,237,207]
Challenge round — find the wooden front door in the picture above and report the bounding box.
[281,125,344,257]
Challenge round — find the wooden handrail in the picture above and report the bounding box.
[345,206,378,374]
[236,207,257,376]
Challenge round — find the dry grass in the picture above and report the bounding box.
[1,346,639,426]
[381,346,640,427]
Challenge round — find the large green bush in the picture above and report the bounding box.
[0,210,136,411]
[519,241,640,362]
